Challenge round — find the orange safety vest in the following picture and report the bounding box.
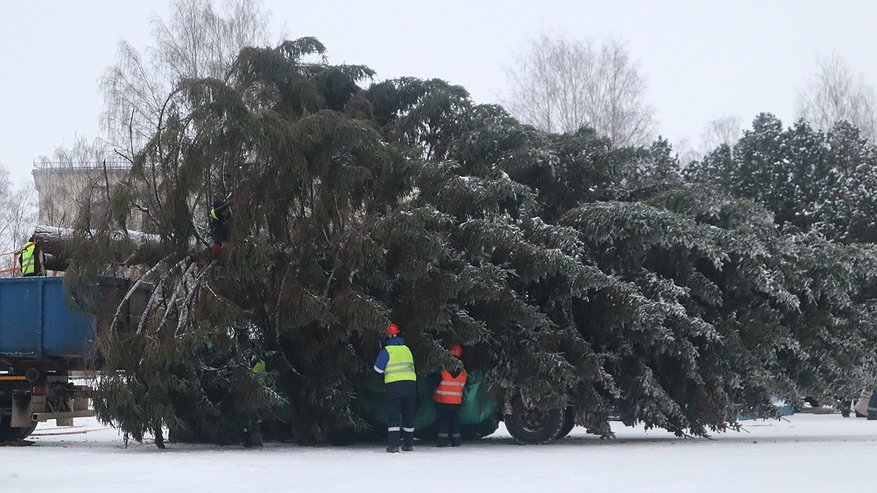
[433,369,467,405]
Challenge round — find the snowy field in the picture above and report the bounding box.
[2,413,876,492]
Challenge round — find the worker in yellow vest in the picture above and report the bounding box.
[19,236,46,277]
[433,343,467,447]
[373,322,417,453]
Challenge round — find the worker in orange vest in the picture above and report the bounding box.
[433,343,467,447]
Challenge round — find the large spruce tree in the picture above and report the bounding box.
[66,38,877,446]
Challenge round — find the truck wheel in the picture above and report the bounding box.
[0,415,36,442]
[555,407,576,440]
[504,396,564,444]
[16,422,37,440]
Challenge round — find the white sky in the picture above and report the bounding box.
[2,0,876,185]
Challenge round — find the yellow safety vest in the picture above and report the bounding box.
[251,359,267,386]
[384,345,416,384]
[20,242,37,276]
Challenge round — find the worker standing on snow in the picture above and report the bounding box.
[19,235,46,277]
[373,322,417,453]
[433,343,467,447]
[208,195,230,259]
[242,357,267,447]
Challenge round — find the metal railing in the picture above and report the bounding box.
[32,160,131,171]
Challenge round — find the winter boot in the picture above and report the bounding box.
[241,430,262,448]
[402,444,414,452]
[386,446,400,453]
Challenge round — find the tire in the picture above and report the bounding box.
[0,414,36,442]
[17,422,37,440]
[503,396,564,444]
[555,407,576,440]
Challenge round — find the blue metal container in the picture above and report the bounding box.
[0,277,94,359]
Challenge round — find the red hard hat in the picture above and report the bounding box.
[387,323,400,336]
[449,343,462,358]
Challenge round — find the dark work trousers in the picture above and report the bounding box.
[386,394,417,447]
[435,403,462,446]
[869,391,877,419]
[241,416,263,448]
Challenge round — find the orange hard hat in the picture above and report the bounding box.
[387,323,400,336]
[449,343,463,358]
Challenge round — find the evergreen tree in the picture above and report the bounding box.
[688,114,877,244]
[65,38,877,446]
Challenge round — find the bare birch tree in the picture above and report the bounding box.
[673,138,701,167]
[101,0,271,158]
[503,34,656,147]
[4,184,38,255]
[0,162,37,269]
[0,163,14,266]
[35,0,274,237]
[796,53,877,141]
[701,115,742,151]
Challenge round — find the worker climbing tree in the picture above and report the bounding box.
[208,195,230,259]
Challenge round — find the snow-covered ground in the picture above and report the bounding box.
[2,413,876,492]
